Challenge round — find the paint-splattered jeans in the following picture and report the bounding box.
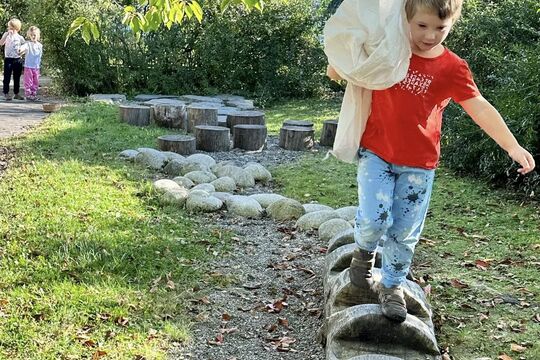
[354,148,435,288]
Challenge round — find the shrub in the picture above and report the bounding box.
[443,0,539,196]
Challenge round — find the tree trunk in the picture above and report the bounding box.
[320,119,338,147]
[233,124,267,151]
[279,126,315,151]
[119,104,151,126]
[226,110,265,135]
[157,134,196,155]
[187,104,219,133]
[283,119,314,129]
[152,101,187,129]
[195,125,231,152]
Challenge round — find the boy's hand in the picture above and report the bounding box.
[326,65,343,81]
[508,145,536,175]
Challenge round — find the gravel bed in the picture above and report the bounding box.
[169,146,328,360]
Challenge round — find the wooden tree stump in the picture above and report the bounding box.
[157,134,196,155]
[153,100,187,129]
[119,104,151,126]
[283,119,314,129]
[279,126,314,151]
[233,124,267,151]
[217,115,228,127]
[320,119,338,147]
[187,104,218,133]
[195,125,230,152]
[226,111,265,135]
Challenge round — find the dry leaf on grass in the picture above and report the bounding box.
[450,279,469,289]
[91,350,107,360]
[510,343,527,353]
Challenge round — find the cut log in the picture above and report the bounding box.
[283,119,314,129]
[157,134,196,155]
[187,104,219,133]
[226,111,265,135]
[119,104,151,126]
[233,124,267,151]
[195,125,230,152]
[152,100,187,129]
[320,119,338,146]
[279,126,314,151]
[217,115,228,127]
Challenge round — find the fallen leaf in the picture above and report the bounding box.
[533,314,540,323]
[475,259,491,270]
[450,279,469,289]
[278,317,290,329]
[198,296,211,305]
[423,284,432,296]
[498,354,513,360]
[266,323,278,332]
[147,328,158,340]
[207,333,224,346]
[83,339,96,348]
[91,350,107,360]
[115,316,129,327]
[296,267,315,277]
[510,344,527,353]
[222,313,232,322]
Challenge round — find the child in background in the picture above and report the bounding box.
[19,26,43,101]
[327,0,535,323]
[0,18,25,100]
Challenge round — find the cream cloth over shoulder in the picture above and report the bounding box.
[323,0,412,163]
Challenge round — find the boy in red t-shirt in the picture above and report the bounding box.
[327,0,535,323]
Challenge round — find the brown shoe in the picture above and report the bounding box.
[13,94,24,100]
[349,248,375,289]
[377,283,407,323]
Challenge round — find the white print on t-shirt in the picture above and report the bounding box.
[397,70,433,95]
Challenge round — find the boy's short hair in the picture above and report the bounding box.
[8,18,22,31]
[405,0,463,22]
[27,26,41,41]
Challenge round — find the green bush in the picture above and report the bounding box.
[2,0,328,103]
[443,0,539,196]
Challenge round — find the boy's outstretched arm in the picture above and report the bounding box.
[460,96,536,175]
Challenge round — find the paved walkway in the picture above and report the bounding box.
[0,100,47,139]
[0,75,54,139]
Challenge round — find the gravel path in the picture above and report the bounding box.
[169,143,329,360]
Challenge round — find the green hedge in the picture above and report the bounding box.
[443,0,539,196]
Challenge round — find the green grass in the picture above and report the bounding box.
[1,99,538,359]
[272,153,540,359]
[0,103,231,359]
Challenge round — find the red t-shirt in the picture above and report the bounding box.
[360,48,480,169]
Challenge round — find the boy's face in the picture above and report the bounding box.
[409,7,453,52]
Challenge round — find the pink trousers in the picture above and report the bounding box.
[23,67,40,97]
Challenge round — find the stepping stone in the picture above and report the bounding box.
[157,134,196,155]
[187,104,219,132]
[195,125,230,152]
[279,126,315,151]
[134,94,179,101]
[227,111,265,135]
[283,119,314,129]
[233,124,267,151]
[320,119,338,147]
[89,94,126,103]
[319,218,353,242]
[119,104,151,126]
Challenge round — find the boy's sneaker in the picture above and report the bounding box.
[13,94,24,100]
[376,283,407,323]
[4,93,12,101]
[26,95,36,101]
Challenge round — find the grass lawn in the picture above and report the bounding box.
[0,99,538,359]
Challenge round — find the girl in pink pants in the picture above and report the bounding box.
[19,26,42,101]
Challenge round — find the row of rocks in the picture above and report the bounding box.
[119,148,359,243]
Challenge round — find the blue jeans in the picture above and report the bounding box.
[354,148,434,288]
